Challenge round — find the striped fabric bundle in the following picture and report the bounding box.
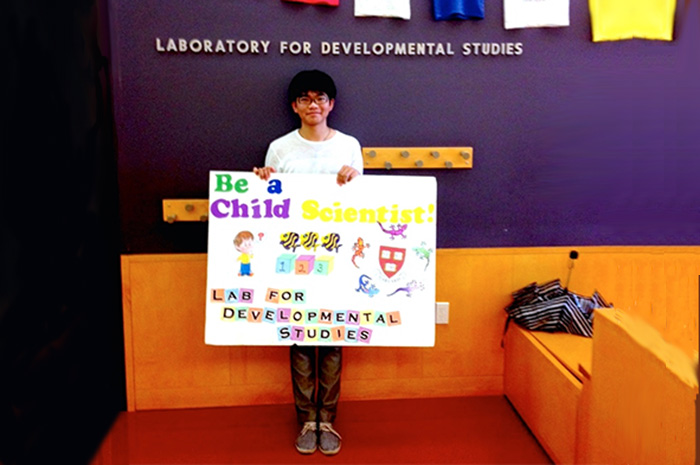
[504,279,612,337]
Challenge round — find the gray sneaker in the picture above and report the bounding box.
[295,421,317,454]
[318,422,342,455]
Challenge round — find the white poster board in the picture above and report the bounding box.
[205,172,436,347]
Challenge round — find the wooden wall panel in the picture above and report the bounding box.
[577,309,697,465]
[425,250,514,379]
[121,247,700,411]
[664,253,700,354]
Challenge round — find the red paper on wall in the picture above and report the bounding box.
[283,0,340,6]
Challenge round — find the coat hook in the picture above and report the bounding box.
[185,204,194,212]
[415,160,424,167]
[564,250,579,289]
[200,214,208,222]
[431,151,440,159]
[166,214,177,224]
[384,161,392,170]
[445,161,453,168]
[400,150,410,158]
[460,150,471,160]
[367,150,377,158]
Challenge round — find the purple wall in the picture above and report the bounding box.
[110,0,700,253]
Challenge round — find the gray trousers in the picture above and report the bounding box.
[290,345,342,424]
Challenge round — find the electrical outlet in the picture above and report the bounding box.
[436,302,449,324]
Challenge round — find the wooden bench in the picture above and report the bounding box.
[504,308,697,465]
[504,325,591,464]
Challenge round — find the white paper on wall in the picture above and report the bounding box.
[355,0,411,20]
[504,0,569,29]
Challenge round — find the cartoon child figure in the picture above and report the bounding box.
[234,231,255,277]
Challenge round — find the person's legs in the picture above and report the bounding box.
[317,346,342,455]
[317,346,342,423]
[290,345,318,453]
[290,345,317,422]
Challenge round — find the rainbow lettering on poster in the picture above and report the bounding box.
[208,174,435,225]
[211,287,401,344]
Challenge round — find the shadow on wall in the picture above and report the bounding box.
[0,1,125,464]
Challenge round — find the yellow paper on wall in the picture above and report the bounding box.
[589,0,677,42]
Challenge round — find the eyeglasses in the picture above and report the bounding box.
[296,94,330,106]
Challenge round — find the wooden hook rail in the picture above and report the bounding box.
[162,199,209,223]
[363,147,473,169]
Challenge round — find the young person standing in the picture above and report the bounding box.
[254,70,363,455]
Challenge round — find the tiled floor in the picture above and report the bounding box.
[91,396,552,464]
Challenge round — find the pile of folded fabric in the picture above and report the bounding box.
[504,279,613,337]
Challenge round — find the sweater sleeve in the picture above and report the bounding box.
[264,142,282,172]
[349,136,364,174]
